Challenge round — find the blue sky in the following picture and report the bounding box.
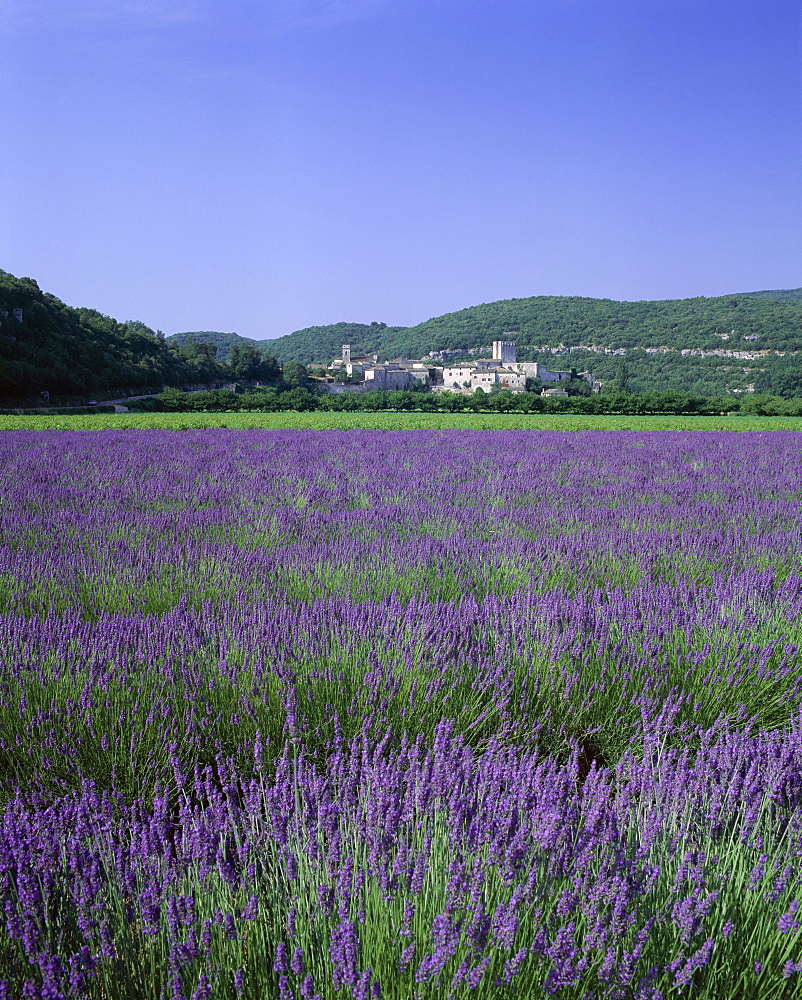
[2,0,800,340]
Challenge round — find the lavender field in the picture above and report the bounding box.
[2,429,802,999]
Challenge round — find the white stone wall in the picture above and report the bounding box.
[535,364,570,382]
[506,362,569,381]
[497,371,526,391]
[442,365,475,389]
[472,372,498,392]
[363,368,416,390]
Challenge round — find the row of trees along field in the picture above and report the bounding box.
[144,381,802,417]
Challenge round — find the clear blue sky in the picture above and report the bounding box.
[2,0,800,340]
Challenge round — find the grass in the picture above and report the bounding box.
[2,411,802,431]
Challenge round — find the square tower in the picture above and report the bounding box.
[492,339,516,365]
[342,344,351,364]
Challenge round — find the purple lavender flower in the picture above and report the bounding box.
[778,900,801,933]
[291,945,305,976]
[415,910,462,982]
[191,976,212,1000]
[399,941,416,970]
[233,967,245,997]
[3,429,802,998]
[673,938,714,987]
[330,917,360,989]
[465,955,491,989]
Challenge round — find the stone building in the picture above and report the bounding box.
[441,362,526,393]
[326,340,565,395]
[492,339,517,364]
[505,361,571,382]
[331,344,378,369]
[329,346,439,391]
[441,365,477,390]
[363,367,417,390]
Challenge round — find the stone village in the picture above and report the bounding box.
[320,338,596,396]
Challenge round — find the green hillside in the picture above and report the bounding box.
[0,270,248,404]
[167,330,268,363]
[4,268,801,402]
[411,293,802,353]
[739,288,802,305]
[261,321,407,366]
[260,293,802,365]
[0,271,187,403]
[246,292,800,399]
[166,322,409,366]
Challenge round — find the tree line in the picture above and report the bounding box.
[141,383,802,417]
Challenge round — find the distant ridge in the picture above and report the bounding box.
[164,289,802,365]
[166,330,267,363]
[254,291,802,364]
[4,267,800,402]
[738,288,802,305]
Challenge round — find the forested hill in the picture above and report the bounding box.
[167,330,266,363]
[262,292,802,364]
[0,270,249,404]
[739,288,802,305]
[0,270,188,402]
[3,266,801,402]
[165,322,408,365]
[256,322,408,365]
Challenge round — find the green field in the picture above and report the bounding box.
[3,411,802,432]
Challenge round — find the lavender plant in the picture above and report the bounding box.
[1,429,801,997]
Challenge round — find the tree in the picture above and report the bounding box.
[739,393,789,416]
[565,374,592,397]
[229,344,270,383]
[155,387,189,410]
[753,358,802,399]
[260,353,282,383]
[279,386,316,410]
[173,340,224,385]
[282,361,309,387]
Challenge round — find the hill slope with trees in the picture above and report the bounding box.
[3,267,801,402]
[260,293,802,364]
[0,270,190,403]
[256,291,802,398]
[739,288,802,305]
[166,330,267,363]
[0,270,284,404]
